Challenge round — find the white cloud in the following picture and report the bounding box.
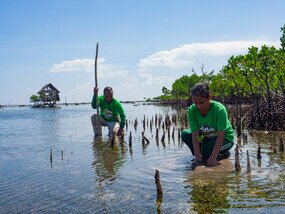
[49,58,95,73]
[139,72,175,85]
[49,58,128,79]
[73,82,93,91]
[138,40,280,72]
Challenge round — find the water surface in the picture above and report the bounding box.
[0,104,284,213]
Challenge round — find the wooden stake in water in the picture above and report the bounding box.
[172,127,175,140]
[178,129,181,142]
[167,127,170,141]
[155,114,158,128]
[257,145,262,160]
[129,131,132,146]
[161,131,165,148]
[143,134,150,146]
[154,170,163,198]
[156,128,159,141]
[61,150,63,161]
[243,132,248,145]
[235,145,241,172]
[126,119,128,131]
[246,150,251,173]
[50,149,53,162]
[279,138,284,152]
[142,132,146,148]
[134,119,138,130]
[161,131,165,143]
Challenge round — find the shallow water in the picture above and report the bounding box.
[0,104,284,213]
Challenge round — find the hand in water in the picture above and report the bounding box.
[191,159,203,170]
[206,157,218,167]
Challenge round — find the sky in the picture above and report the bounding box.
[0,0,284,105]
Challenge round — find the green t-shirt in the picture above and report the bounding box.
[91,95,126,129]
[187,100,234,142]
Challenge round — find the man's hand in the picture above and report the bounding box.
[191,159,203,170]
[93,87,99,94]
[117,128,123,136]
[206,156,218,167]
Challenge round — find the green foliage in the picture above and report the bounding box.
[156,67,215,101]
[145,98,152,102]
[39,92,45,99]
[156,24,285,103]
[162,86,171,96]
[30,94,39,103]
[171,75,200,99]
[217,45,285,101]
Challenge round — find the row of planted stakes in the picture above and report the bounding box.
[121,113,185,200]
[49,112,285,202]
[117,112,284,200]
[234,132,284,173]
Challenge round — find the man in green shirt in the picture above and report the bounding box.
[91,86,126,137]
[181,83,234,167]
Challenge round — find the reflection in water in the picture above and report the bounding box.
[185,161,233,213]
[156,197,163,214]
[92,137,126,184]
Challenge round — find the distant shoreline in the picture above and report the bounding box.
[0,101,153,108]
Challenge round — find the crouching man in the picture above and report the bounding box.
[91,86,126,138]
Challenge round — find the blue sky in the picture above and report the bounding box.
[0,0,284,104]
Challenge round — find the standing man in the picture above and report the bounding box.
[91,86,126,137]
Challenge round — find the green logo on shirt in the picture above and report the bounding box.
[199,125,217,138]
[104,109,113,119]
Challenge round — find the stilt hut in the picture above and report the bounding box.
[37,83,60,107]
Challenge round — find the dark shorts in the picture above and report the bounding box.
[181,129,234,159]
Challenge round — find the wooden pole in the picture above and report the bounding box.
[50,149,53,162]
[257,145,262,160]
[94,43,99,116]
[279,138,284,152]
[246,150,251,173]
[235,145,241,172]
[155,170,163,198]
[129,131,132,146]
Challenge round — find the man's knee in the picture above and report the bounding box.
[220,140,234,153]
[91,114,97,121]
[91,114,101,122]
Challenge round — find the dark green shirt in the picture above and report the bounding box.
[91,95,126,129]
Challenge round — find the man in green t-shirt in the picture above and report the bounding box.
[181,83,234,168]
[91,86,126,137]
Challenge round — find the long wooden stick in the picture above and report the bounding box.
[95,43,99,116]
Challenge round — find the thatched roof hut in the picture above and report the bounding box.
[38,83,60,107]
[38,83,60,102]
